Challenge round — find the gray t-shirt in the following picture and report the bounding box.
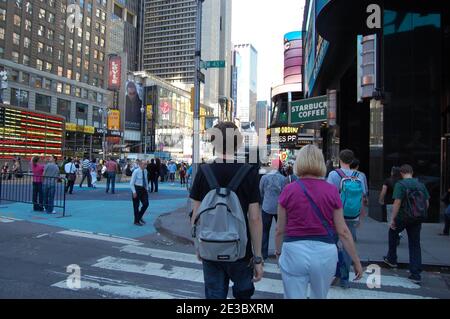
[259,171,286,214]
[43,163,60,185]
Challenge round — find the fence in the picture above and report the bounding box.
[0,173,67,217]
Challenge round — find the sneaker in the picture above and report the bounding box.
[383,256,398,268]
[408,275,421,284]
[47,211,57,215]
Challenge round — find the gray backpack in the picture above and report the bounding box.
[192,164,253,262]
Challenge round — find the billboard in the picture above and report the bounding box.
[108,55,122,90]
[107,109,120,131]
[0,105,64,159]
[125,80,143,130]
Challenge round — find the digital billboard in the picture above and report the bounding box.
[284,31,303,85]
[0,105,64,160]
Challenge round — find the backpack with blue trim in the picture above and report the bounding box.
[336,169,364,219]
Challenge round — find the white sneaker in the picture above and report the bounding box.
[48,211,57,215]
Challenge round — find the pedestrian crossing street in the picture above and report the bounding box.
[51,242,433,299]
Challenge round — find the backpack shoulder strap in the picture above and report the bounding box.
[227,164,253,193]
[200,164,219,190]
[335,169,346,178]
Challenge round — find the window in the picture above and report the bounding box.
[12,51,19,63]
[76,57,81,67]
[13,33,20,46]
[57,66,63,76]
[38,25,44,36]
[86,17,91,27]
[25,19,32,31]
[39,9,46,19]
[24,37,31,48]
[77,28,82,38]
[47,12,54,24]
[66,69,72,79]
[84,60,89,70]
[10,88,29,109]
[45,62,52,72]
[10,70,19,82]
[46,45,53,54]
[98,65,103,75]
[100,25,105,34]
[38,42,44,53]
[113,4,122,19]
[56,82,63,93]
[95,36,99,45]
[92,106,101,127]
[0,9,6,22]
[57,50,63,60]
[64,84,71,95]
[85,31,90,42]
[0,28,4,40]
[14,15,21,27]
[100,38,105,47]
[34,76,43,88]
[21,73,30,84]
[23,55,30,66]
[77,42,82,52]
[74,87,81,97]
[127,12,134,25]
[76,103,88,125]
[25,2,32,14]
[75,72,80,81]
[44,78,52,90]
[35,94,51,113]
[57,99,71,121]
[47,29,54,40]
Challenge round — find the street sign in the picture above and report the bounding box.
[290,95,328,125]
[197,71,205,83]
[201,60,225,69]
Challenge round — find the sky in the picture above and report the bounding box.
[232,0,306,102]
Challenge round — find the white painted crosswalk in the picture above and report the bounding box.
[51,245,433,299]
[0,216,22,223]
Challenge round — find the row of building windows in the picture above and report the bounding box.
[7,68,104,103]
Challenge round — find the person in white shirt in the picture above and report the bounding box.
[64,158,77,194]
[130,160,149,226]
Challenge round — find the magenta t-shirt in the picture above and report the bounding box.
[31,163,44,183]
[279,178,342,238]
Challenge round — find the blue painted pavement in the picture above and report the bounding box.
[0,183,190,239]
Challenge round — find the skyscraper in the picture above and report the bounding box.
[108,0,140,72]
[234,43,258,123]
[256,100,268,132]
[142,0,232,115]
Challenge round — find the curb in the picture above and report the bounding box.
[154,213,194,246]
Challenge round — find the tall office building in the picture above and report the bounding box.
[234,44,257,123]
[109,0,140,72]
[0,0,113,157]
[256,100,268,132]
[142,0,232,114]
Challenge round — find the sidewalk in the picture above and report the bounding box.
[155,208,450,268]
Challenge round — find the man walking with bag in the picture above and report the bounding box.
[383,164,429,284]
[190,121,263,299]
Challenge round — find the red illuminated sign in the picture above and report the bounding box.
[108,55,122,90]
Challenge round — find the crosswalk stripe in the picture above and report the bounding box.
[57,230,143,246]
[0,216,22,223]
[119,245,420,289]
[51,275,197,299]
[91,256,431,299]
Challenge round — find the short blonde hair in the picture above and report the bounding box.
[295,144,326,178]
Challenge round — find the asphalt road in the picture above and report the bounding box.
[1,219,449,299]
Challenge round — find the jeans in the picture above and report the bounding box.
[262,210,277,259]
[202,259,255,299]
[279,241,338,299]
[80,168,92,187]
[336,220,358,284]
[386,219,422,278]
[43,184,56,213]
[32,182,44,211]
[106,172,116,193]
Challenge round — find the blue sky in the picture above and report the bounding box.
[232,0,305,102]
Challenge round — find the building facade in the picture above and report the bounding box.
[0,0,113,159]
[303,0,450,222]
[256,100,268,133]
[233,43,257,124]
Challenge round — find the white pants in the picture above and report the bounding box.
[279,240,338,299]
[91,172,97,186]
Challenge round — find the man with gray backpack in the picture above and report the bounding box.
[327,149,366,288]
[190,121,263,299]
[383,164,429,284]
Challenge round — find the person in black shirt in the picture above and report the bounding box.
[146,159,159,193]
[190,121,263,299]
[379,166,402,244]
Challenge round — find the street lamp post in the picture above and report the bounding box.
[99,107,108,160]
[192,0,204,181]
[140,106,146,156]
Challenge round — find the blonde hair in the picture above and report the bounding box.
[295,144,326,178]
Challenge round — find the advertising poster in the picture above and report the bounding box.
[125,80,143,130]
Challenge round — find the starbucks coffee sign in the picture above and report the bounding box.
[290,95,328,124]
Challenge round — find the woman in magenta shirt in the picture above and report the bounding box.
[31,156,44,211]
[275,145,362,299]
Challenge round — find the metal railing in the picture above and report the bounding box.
[0,173,67,217]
